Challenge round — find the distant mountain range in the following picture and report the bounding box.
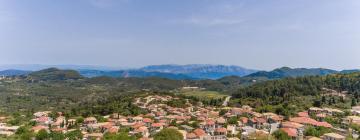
[245,67,337,79]
[217,67,360,86]
[0,69,31,76]
[0,64,359,80]
[79,64,257,80]
[0,64,257,80]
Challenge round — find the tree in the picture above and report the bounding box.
[76,117,84,124]
[352,98,357,106]
[36,129,49,140]
[272,130,291,140]
[66,129,83,140]
[227,117,238,125]
[19,132,34,140]
[313,100,322,107]
[321,96,326,103]
[304,126,331,137]
[154,128,183,140]
[50,131,65,140]
[16,126,29,135]
[103,132,136,140]
[219,109,228,116]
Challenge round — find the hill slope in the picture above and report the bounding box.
[245,67,338,79]
[0,69,31,76]
[140,64,258,79]
[28,68,83,81]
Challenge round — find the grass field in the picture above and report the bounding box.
[179,90,227,99]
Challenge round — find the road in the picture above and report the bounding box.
[222,96,231,106]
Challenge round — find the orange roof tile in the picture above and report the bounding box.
[193,128,206,137]
[215,127,227,133]
[297,111,309,117]
[151,123,164,127]
[281,128,297,137]
[187,133,197,139]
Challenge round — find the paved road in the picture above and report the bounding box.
[222,96,231,106]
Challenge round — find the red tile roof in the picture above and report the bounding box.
[108,127,119,133]
[36,116,50,123]
[206,119,215,125]
[32,125,48,131]
[241,117,248,124]
[255,117,267,123]
[297,111,309,117]
[187,133,197,139]
[143,118,153,123]
[289,117,332,128]
[132,123,145,129]
[281,121,304,129]
[215,127,227,133]
[281,128,297,137]
[151,123,164,127]
[193,128,206,137]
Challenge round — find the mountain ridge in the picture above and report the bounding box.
[1,64,359,81]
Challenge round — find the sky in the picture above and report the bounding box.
[0,0,359,70]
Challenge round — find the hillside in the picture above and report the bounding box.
[140,64,258,79]
[0,69,31,76]
[230,72,360,114]
[1,67,360,118]
[28,68,83,81]
[245,67,338,79]
[77,64,258,80]
[79,70,194,80]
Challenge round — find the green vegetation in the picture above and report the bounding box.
[153,128,183,140]
[231,72,360,114]
[272,130,291,140]
[179,90,226,99]
[304,126,332,137]
[103,132,136,140]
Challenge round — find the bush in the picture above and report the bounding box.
[272,130,291,140]
[154,128,183,140]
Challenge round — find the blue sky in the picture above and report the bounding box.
[0,0,359,70]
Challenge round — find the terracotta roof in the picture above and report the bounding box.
[32,125,48,131]
[132,123,145,129]
[255,117,266,123]
[281,128,297,137]
[36,116,50,123]
[281,121,304,129]
[108,127,119,133]
[289,117,332,128]
[187,133,197,139]
[241,117,248,124]
[215,127,227,133]
[143,118,153,123]
[135,126,148,133]
[270,115,284,121]
[316,122,332,128]
[297,111,309,117]
[151,123,164,127]
[250,118,257,123]
[206,119,215,125]
[193,128,206,137]
[216,117,226,124]
[159,120,167,123]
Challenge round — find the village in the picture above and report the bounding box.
[2,94,360,140]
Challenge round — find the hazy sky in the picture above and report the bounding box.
[0,0,359,70]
